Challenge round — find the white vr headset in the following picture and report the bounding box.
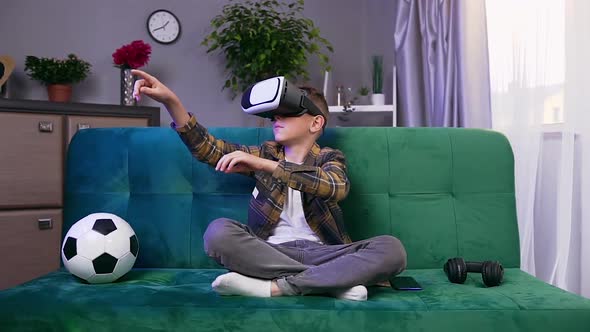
[241,76,324,120]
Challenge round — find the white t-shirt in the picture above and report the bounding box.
[266,159,322,244]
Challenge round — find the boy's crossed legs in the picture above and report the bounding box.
[203,218,407,301]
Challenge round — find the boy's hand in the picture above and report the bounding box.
[132,69,190,127]
[216,151,278,174]
[132,69,177,105]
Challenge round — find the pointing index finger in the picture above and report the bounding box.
[131,69,155,84]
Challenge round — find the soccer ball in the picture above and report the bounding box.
[61,213,139,284]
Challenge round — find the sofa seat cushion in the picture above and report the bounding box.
[1,268,589,331]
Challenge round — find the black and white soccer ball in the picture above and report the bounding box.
[61,213,139,284]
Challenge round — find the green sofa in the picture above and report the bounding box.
[1,126,589,331]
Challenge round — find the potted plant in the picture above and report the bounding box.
[24,54,91,102]
[371,55,385,105]
[112,40,152,106]
[358,85,370,105]
[202,0,333,98]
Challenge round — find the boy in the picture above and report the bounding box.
[132,69,407,301]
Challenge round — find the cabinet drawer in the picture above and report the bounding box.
[66,115,149,146]
[0,112,63,209]
[0,209,63,290]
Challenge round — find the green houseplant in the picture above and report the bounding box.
[24,53,91,102]
[358,85,370,105]
[371,55,384,105]
[202,0,333,97]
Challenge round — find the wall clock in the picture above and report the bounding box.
[147,9,181,44]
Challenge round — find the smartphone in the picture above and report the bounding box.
[390,276,422,291]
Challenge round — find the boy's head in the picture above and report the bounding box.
[271,85,329,146]
[299,85,329,128]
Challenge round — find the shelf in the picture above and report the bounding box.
[328,105,395,113]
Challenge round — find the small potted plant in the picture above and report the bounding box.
[358,85,370,105]
[112,40,152,106]
[371,55,385,105]
[24,54,91,102]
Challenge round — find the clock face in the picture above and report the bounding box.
[147,10,181,44]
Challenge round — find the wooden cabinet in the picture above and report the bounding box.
[0,112,64,209]
[0,210,63,290]
[0,99,160,290]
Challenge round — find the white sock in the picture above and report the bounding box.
[330,285,368,301]
[211,272,271,298]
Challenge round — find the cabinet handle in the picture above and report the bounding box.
[38,218,53,230]
[38,121,54,133]
[77,123,91,130]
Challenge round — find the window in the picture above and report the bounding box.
[486,0,565,125]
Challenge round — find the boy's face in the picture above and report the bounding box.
[272,113,324,145]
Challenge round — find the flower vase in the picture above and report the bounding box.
[120,68,136,106]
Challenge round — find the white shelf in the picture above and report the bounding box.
[323,65,397,126]
[328,105,395,113]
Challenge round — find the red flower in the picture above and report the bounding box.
[112,40,151,69]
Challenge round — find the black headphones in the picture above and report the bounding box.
[443,257,504,287]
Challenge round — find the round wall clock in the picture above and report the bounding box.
[147,9,181,44]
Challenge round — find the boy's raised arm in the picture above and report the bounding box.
[132,69,260,173]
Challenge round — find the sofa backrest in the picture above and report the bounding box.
[64,127,520,270]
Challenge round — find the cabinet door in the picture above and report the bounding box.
[66,115,149,146]
[0,112,63,209]
[0,209,63,290]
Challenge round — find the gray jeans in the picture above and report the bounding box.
[203,218,407,296]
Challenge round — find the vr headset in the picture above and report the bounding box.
[241,76,324,121]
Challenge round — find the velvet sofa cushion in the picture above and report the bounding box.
[0,268,588,331]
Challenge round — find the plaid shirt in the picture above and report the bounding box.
[174,114,352,245]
